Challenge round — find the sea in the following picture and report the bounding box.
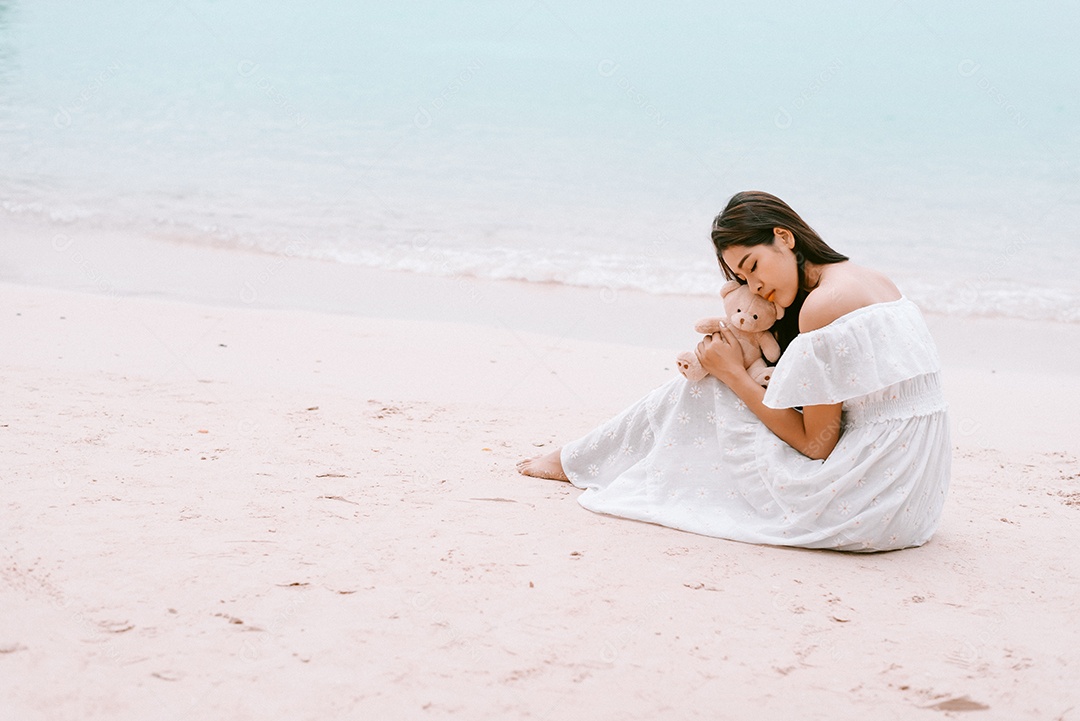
[1,1,1077,321]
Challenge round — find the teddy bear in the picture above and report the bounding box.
[676,280,784,386]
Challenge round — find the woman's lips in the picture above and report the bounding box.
[765,290,776,303]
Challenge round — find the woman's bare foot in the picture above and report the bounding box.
[516,448,570,482]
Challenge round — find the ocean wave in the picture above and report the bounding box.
[0,198,99,225]
[283,236,1080,325]
[4,193,1076,324]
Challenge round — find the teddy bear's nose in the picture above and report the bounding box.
[738,318,745,325]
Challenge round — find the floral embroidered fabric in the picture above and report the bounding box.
[561,297,951,552]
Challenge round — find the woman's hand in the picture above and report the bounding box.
[695,325,748,383]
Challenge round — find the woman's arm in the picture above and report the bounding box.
[696,329,841,460]
[720,366,841,460]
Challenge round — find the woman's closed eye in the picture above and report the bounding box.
[736,262,757,283]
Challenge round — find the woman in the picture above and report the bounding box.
[517,191,951,552]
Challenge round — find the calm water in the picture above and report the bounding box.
[1,1,1077,320]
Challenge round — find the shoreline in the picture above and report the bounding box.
[3,216,1077,455]
[3,213,1078,339]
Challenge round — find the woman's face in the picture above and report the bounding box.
[720,229,800,308]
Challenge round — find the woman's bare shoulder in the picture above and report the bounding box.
[799,263,901,333]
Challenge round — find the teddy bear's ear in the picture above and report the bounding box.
[720,280,742,297]
[773,302,785,320]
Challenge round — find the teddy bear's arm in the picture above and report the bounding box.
[693,317,727,334]
[759,331,781,363]
[675,350,709,381]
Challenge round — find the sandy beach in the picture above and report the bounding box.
[2,228,1079,720]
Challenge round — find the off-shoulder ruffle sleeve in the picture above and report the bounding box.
[762,297,941,409]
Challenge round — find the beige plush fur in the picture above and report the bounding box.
[676,281,784,386]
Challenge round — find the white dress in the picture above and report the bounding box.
[561,297,950,552]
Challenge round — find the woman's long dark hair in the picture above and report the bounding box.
[711,191,848,354]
